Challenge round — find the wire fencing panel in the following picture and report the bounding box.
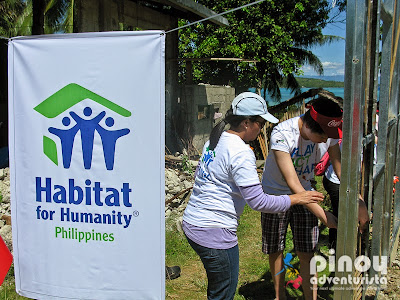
[335,0,400,299]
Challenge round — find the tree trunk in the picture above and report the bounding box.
[32,0,45,35]
[74,0,80,33]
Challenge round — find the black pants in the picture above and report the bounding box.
[323,175,340,249]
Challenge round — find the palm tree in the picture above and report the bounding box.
[7,0,72,36]
[0,0,26,37]
[43,0,73,33]
[264,34,345,100]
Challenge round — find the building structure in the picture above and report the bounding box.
[74,0,229,153]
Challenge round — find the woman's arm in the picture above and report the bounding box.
[273,150,305,194]
[239,184,324,213]
[328,143,341,181]
[273,150,337,228]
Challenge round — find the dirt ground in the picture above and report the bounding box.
[367,244,400,300]
[378,249,400,299]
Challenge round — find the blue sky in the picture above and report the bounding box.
[301,8,346,77]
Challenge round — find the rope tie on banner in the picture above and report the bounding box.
[165,0,266,34]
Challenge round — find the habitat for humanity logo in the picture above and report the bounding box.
[34,83,131,170]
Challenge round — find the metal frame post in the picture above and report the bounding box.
[335,0,368,298]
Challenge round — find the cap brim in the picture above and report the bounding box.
[321,124,343,139]
[260,113,279,124]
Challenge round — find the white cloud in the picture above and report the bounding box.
[301,61,345,76]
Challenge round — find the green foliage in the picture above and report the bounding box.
[0,264,30,300]
[166,201,334,299]
[0,0,26,37]
[0,0,74,37]
[178,0,342,99]
[180,154,194,175]
[295,77,344,88]
[165,218,198,266]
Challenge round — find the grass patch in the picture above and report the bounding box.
[166,176,335,299]
[0,265,30,300]
[165,214,198,266]
[2,179,334,299]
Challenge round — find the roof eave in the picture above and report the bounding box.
[153,0,229,26]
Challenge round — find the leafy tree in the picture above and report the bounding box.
[178,0,344,100]
[0,0,26,37]
[32,0,72,34]
[0,0,72,37]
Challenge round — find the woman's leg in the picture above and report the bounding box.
[323,176,340,249]
[261,211,290,299]
[290,205,319,299]
[186,237,239,300]
[268,250,286,300]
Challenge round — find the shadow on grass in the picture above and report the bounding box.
[238,270,275,300]
[238,248,304,299]
[238,270,312,300]
[238,242,337,300]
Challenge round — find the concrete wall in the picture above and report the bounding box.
[75,0,180,152]
[179,84,235,152]
[76,0,177,32]
[75,1,235,154]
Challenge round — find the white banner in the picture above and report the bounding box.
[8,31,165,299]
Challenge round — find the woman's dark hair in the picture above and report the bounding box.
[208,108,258,150]
[302,96,343,134]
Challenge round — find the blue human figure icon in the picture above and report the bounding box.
[275,253,294,276]
[48,116,80,168]
[69,107,105,169]
[202,149,215,166]
[96,116,130,170]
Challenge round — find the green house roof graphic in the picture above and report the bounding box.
[35,83,131,169]
[34,83,131,118]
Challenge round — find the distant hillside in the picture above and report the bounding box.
[300,75,345,82]
[295,77,344,88]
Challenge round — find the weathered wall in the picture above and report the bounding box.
[179,84,235,152]
[75,0,180,152]
[75,1,236,154]
[76,0,177,32]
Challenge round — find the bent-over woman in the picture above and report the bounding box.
[182,92,326,300]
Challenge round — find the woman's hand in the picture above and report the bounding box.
[358,197,370,233]
[324,211,338,229]
[289,192,338,228]
[289,191,324,206]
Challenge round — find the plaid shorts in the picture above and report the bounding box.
[261,205,319,254]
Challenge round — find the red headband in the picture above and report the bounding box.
[310,106,343,139]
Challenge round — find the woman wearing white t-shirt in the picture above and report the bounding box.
[260,97,342,300]
[182,92,325,300]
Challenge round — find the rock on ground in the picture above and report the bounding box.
[0,166,193,255]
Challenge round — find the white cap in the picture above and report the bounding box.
[231,92,279,123]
